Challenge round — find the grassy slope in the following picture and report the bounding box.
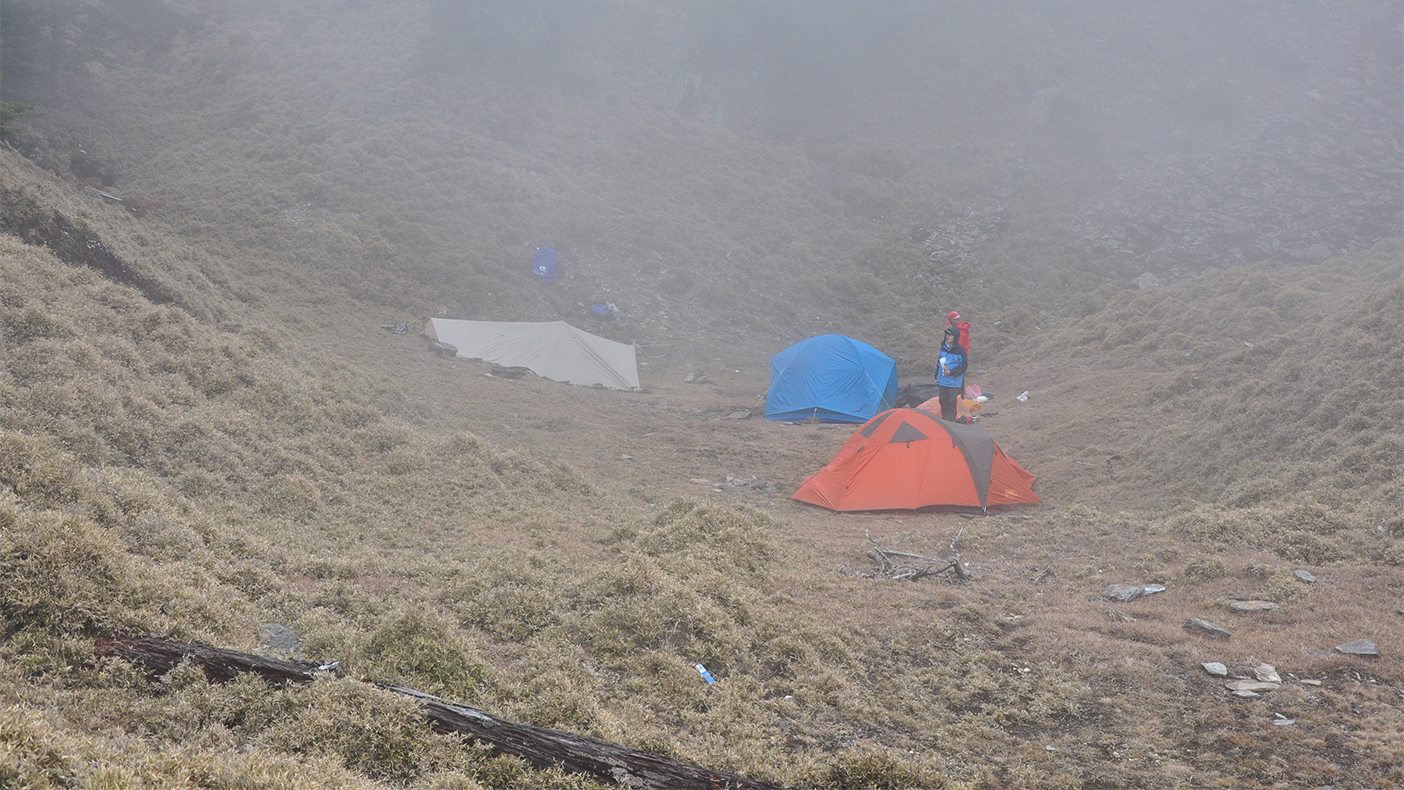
[1,2,1402,788]
[5,149,1402,788]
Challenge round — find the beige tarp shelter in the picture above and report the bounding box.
[425,319,640,391]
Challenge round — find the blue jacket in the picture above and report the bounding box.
[936,342,967,388]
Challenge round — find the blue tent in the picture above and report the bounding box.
[766,335,898,423]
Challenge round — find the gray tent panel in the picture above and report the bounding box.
[426,319,639,390]
[887,421,929,445]
[930,417,996,507]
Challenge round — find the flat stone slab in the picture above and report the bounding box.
[1202,662,1228,677]
[1300,679,1323,687]
[259,623,299,654]
[1184,618,1231,640]
[1335,638,1378,656]
[1226,680,1281,692]
[1102,583,1166,602]
[1294,569,1317,583]
[1254,664,1281,683]
[1228,600,1279,613]
[1231,689,1260,698]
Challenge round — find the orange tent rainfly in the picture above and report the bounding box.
[792,408,1040,512]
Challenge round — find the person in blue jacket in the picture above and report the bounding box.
[936,327,968,421]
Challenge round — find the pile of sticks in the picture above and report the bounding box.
[840,530,970,582]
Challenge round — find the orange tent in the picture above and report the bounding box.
[792,408,1040,512]
[915,395,978,421]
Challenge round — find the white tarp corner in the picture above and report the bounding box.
[425,319,639,391]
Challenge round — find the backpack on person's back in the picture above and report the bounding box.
[947,311,970,353]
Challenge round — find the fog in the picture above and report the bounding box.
[1,0,1400,327]
[408,0,1403,271]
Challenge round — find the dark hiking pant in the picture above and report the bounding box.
[938,385,960,421]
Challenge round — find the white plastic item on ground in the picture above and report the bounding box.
[1016,391,1030,402]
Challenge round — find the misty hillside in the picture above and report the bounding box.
[4,1,1399,354]
[0,1,1401,788]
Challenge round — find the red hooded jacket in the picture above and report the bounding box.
[946,312,970,353]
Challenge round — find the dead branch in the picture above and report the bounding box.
[846,531,969,582]
[89,187,125,203]
[95,635,789,790]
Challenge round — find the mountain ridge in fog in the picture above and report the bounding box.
[3,1,1398,348]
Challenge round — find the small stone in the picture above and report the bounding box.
[1202,662,1227,676]
[489,364,530,378]
[724,410,752,420]
[429,341,459,358]
[1294,569,1317,583]
[1254,664,1281,683]
[1273,716,1295,726]
[1232,689,1260,698]
[1335,639,1378,656]
[1300,679,1322,687]
[1102,583,1166,602]
[1103,583,1145,601]
[1226,680,1280,692]
[1228,600,1279,613]
[260,623,299,654]
[1184,618,1231,641]
[1133,272,1163,289]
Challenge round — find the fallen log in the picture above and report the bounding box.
[95,635,789,790]
[95,636,320,684]
[387,684,788,790]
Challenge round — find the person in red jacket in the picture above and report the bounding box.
[946,311,970,353]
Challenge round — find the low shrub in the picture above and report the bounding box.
[356,611,494,701]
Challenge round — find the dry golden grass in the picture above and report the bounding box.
[5,132,1403,788]
[0,4,1401,785]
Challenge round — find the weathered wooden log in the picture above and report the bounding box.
[95,636,319,684]
[387,684,789,790]
[94,636,791,790]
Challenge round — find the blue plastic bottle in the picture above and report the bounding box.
[695,663,716,685]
